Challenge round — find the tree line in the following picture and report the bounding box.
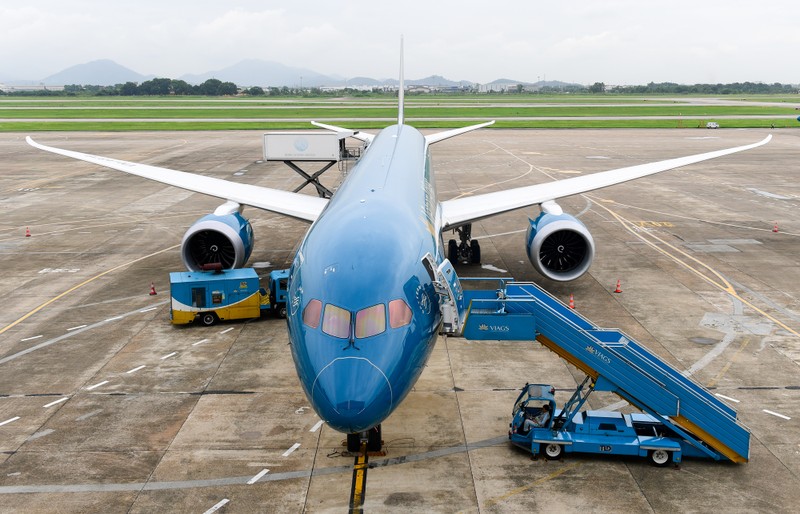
[587,81,798,95]
[2,78,797,97]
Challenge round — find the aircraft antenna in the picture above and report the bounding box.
[398,36,404,125]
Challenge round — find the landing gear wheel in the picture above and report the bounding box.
[542,443,563,460]
[470,239,481,264]
[448,239,458,262]
[649,449,671,467]
[199,312,217,326]
[346,424,383,453]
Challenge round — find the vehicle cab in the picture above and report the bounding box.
[509,383,559,439]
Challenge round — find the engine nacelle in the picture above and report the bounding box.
[181,212,254,271]
[526,212,595,282]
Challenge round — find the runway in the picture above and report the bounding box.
[1,129,798,512]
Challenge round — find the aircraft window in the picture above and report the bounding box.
[389,299,412,328]
[322,303,351,339]
[302,299,322,329]
[355,304,386,338]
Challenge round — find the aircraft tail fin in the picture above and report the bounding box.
[398,36,405,126]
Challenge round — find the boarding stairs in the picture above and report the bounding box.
[437,274,750,463]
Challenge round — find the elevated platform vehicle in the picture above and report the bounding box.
[427,267,751,464]
[509,382,712,466]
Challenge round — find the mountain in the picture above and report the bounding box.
[407,75,472,87]
[9,58,574,89]
[180,59,334,87]
[40,59,152,86]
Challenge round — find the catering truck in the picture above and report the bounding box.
[169,267,288,326]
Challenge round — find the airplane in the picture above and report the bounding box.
[26,50,772,450]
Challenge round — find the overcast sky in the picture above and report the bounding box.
[1,1,797,85]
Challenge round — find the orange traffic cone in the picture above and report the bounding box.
[614,280,623,293]
[149,283,157,295]
[25,226,31,237]
[568,294,575,309]
[773,222,779,233]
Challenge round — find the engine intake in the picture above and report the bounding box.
[181,212,254,271]
[526,213,595,282]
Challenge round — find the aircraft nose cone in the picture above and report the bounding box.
[312,357,393,433]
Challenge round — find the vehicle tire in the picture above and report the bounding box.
[542,443,563,460]
[200,312,217,326]
[649,449,671,467]
[470,239,481,264]
[448,239,458,262]
[278,305,287,319]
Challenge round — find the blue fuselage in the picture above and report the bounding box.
[286,124,442,433]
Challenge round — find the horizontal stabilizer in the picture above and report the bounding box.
[311,121,374,143]
[425,121,495,146]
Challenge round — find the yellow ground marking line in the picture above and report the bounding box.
[0,244,179,336]
[484,462,581,507]
[707,338,751,388]
[590,198,800,340]
[349,441,369,513]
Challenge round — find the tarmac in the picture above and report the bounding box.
[0,128,798,512]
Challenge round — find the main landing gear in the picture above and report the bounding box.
[447,224,481,264]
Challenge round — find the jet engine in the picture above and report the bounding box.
[526,212,595,282]
[181,212,254,271]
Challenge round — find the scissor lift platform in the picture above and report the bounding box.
[457,278,750,463]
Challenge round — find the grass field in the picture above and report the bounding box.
[1,94,797,131]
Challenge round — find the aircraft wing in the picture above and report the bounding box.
[439,134,772,229]
[26,137,328,223]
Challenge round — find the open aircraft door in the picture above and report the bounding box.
[422,253,466,335]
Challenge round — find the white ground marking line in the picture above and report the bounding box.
[715,393,740,403]
[192,339,209,346]
[1,302,171,367]
[282,443,301,457]
[104,316,123,322]
[43,397,68,408]
[126,365,146,374]
[310,420,325,432]
[219,327,234,335]
[75,409,102,421]
[27,429,55,441]
[20,335,43,342]
[160,352,177,360]
[600,400,629,411]
[0,416,20,427]
[247,469,270,485]
[203,499,229,514]
[66,325,87,331]
[139,307,158,313]
[763,409,791,420]
[86,380,109,391]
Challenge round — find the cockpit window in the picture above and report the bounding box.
[355,304,386,339]
[389,299,412,328]
[322,303,351,339]
[302,299,322,329]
